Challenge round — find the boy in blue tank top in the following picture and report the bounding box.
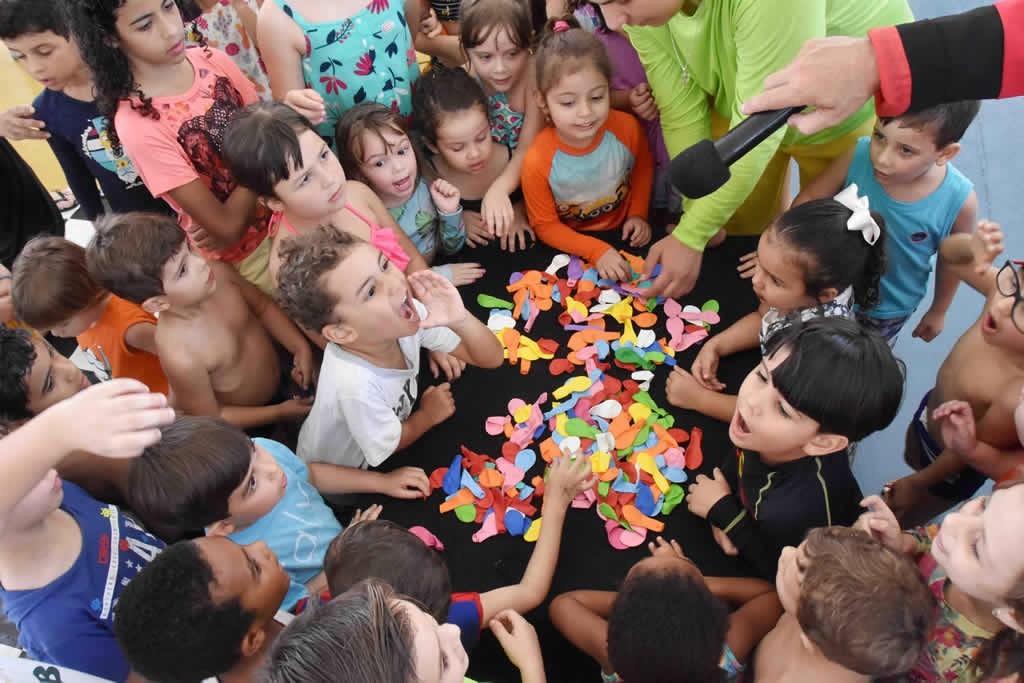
[794,101,980,344]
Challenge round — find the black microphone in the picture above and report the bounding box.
[668,106,805,199]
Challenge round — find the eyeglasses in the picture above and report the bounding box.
[996,261,1024,335]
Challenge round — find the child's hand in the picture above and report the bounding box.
[420,383,455,426]
[409,270,467,328]
[596,248,631,283]
[283,89,327,125]
[429,178,462,215]
[291,346,316,390]
[648,535,688,561]
[912,308,945,342]
[464,212,492,248]
[482,186,514,239]
[686,467,731,519]
[855,495,905,552]
[881,475,926,523]
[737,250,758,279]
[0,105,49,141]
[544,452,597,511]
[277,396,314,421]
[691,343,725,391]
[53,379,174,459]
[427,350,466,381]
[382,466,431,499]
[420,7,443,37]
[971,220,1004,274]
[932,400,977,460]
[350,504,383,525]
[666,366,704,411]
[489,610,544,678]
[622,216,652,248]
[447,263,486,286]
[189,224,227,253]
[711,526,739,556]
[628,83,658,121]
[499,211,534,253]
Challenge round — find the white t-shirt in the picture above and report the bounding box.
[297,299,461,469]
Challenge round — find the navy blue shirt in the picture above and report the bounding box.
[32,89,170,220]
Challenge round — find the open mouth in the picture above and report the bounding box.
[730,409,751,440]
[399,293,417,321]
[468,160,486,173]
[393,176,413,193]
[982,312,998,334]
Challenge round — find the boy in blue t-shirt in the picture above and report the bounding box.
[126,416,431,611]
[0,1,168,220]
[0,378,173,682]
[794,100,980,344]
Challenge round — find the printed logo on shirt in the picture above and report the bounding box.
[393,378,416,421]
[81,117,144,188]
[910,231,929,243]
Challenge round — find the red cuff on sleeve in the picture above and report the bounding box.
[869,26,912,118]
[996,0,1024,99]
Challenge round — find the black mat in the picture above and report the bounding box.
[357,233,762,683]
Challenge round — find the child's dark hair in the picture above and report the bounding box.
[772,197,888,310]
[534,16,611,95]
[764,317,905,442]
[275,226,364,333]
[223,101,319,198]
[798,527,935,677]
[608,562,730,682]
[460,0,533,52]
[325,520,451,622]
[334,102,413,184]
[0,0,68,39]
[115,539,255,682]
[128,416,253,541]
[12,237,107,331]
[86,212,187,304]
[412,64,489,146]
[0,328,37,422]
[880,100,981,149]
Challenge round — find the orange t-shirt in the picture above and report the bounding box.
[76,296,168,395]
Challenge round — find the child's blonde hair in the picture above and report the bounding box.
[533,15,610,96]
[334,102,414,184]
[459,0,533,51]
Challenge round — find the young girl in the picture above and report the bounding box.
[261,579,545,683]
[460,0,544,237]
[858,483,1024,681]
[335,102,484,286]
[66,0,274,295]
[521,18,654,282]
[667,187,888,422]
[413,65,535,253]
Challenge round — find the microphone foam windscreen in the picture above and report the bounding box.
[668,139,731,199]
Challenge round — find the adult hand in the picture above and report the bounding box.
[741,37,880,136]
[642,235,703,299]
[0,105,49,140]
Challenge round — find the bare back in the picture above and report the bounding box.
[754,614,868,683]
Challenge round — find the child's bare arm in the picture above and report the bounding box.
[410,270,504,369]
[258,1,322,122]
[703,576,783,664]
[123,321,159,356]
[166,181,259,250]
[792,147,855,206]
[236,272,316,390]
[707,310,764,359]
[480,456,595,622]
[938,220,1004,295]
[307,463,430,499]
[486,74,542,238]
[549,590,617,674]
[397,383,454,450]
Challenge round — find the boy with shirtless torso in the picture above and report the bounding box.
[884,221,1022,527]
[87,212,314,430]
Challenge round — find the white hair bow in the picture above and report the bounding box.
[834,184,880,246]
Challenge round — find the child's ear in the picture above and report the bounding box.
[206,519,236,537]
[141,295,170,315]
[322,322,357,347]
[423,138,439,155]
[815,287,839,305]
[802,433,849,457]
[263,195,285,214]
[239,625,268,658]
[993,607,1024,634]
[798,631,819,655]
[533,90,548,117]
[935,142,962,166]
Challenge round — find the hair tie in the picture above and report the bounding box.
[553,19,571,32]
[834,184,880,246]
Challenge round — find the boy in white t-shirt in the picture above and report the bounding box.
[276,226,503,469]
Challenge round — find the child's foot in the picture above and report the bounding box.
[706,228,726,248]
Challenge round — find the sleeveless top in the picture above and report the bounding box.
[488,89,523,150]
[269,204,411,271]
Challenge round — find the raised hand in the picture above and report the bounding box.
[409,270,467,328]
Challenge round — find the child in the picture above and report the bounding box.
[65,0,275,294]
[115,537,291,683]
[521,18,654,282]
[762,526,935,681]
[12,236,169,395]
[184,0,272,100]
[0,379,173,682]
[335,102,485,286]
[858,484,1024,681]
[884,221,1024,526]
[126,415,426,611]
[325,454,594,650]
[796,101,980,344]
[460,0,544,238]
[414,65,535,253]
[550,536,782,682]
[670,190,887,423]
[0,0,168,220]
[275,227,504,469]
[685,317,904,579]
[261,579,546,683]
[86,212,315,430]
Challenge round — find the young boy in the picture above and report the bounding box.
[0,1,167,220]
[12,236,169,394]
[115,537,292,683]
[0,379,173,682]
[86,211,314,430]
[885,221,1024,526]
[127,415,429,611]
[795,101,980,344]
[274,226,503,469]
[684,317,904,579]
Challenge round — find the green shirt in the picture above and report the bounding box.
[625,0,914,250]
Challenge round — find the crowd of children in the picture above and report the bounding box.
[0,0,1021,681]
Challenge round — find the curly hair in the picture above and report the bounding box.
[0,328,37,422]
[275,225,363,333]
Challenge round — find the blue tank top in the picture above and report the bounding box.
[846,137,973,318]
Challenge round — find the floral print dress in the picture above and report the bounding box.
[272,0,419,138]
[186,0,272,100]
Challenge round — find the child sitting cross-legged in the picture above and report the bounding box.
[275,227,503,470]
[86,211,315,431]
[685,317,904,579]
[126,415,430,612]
